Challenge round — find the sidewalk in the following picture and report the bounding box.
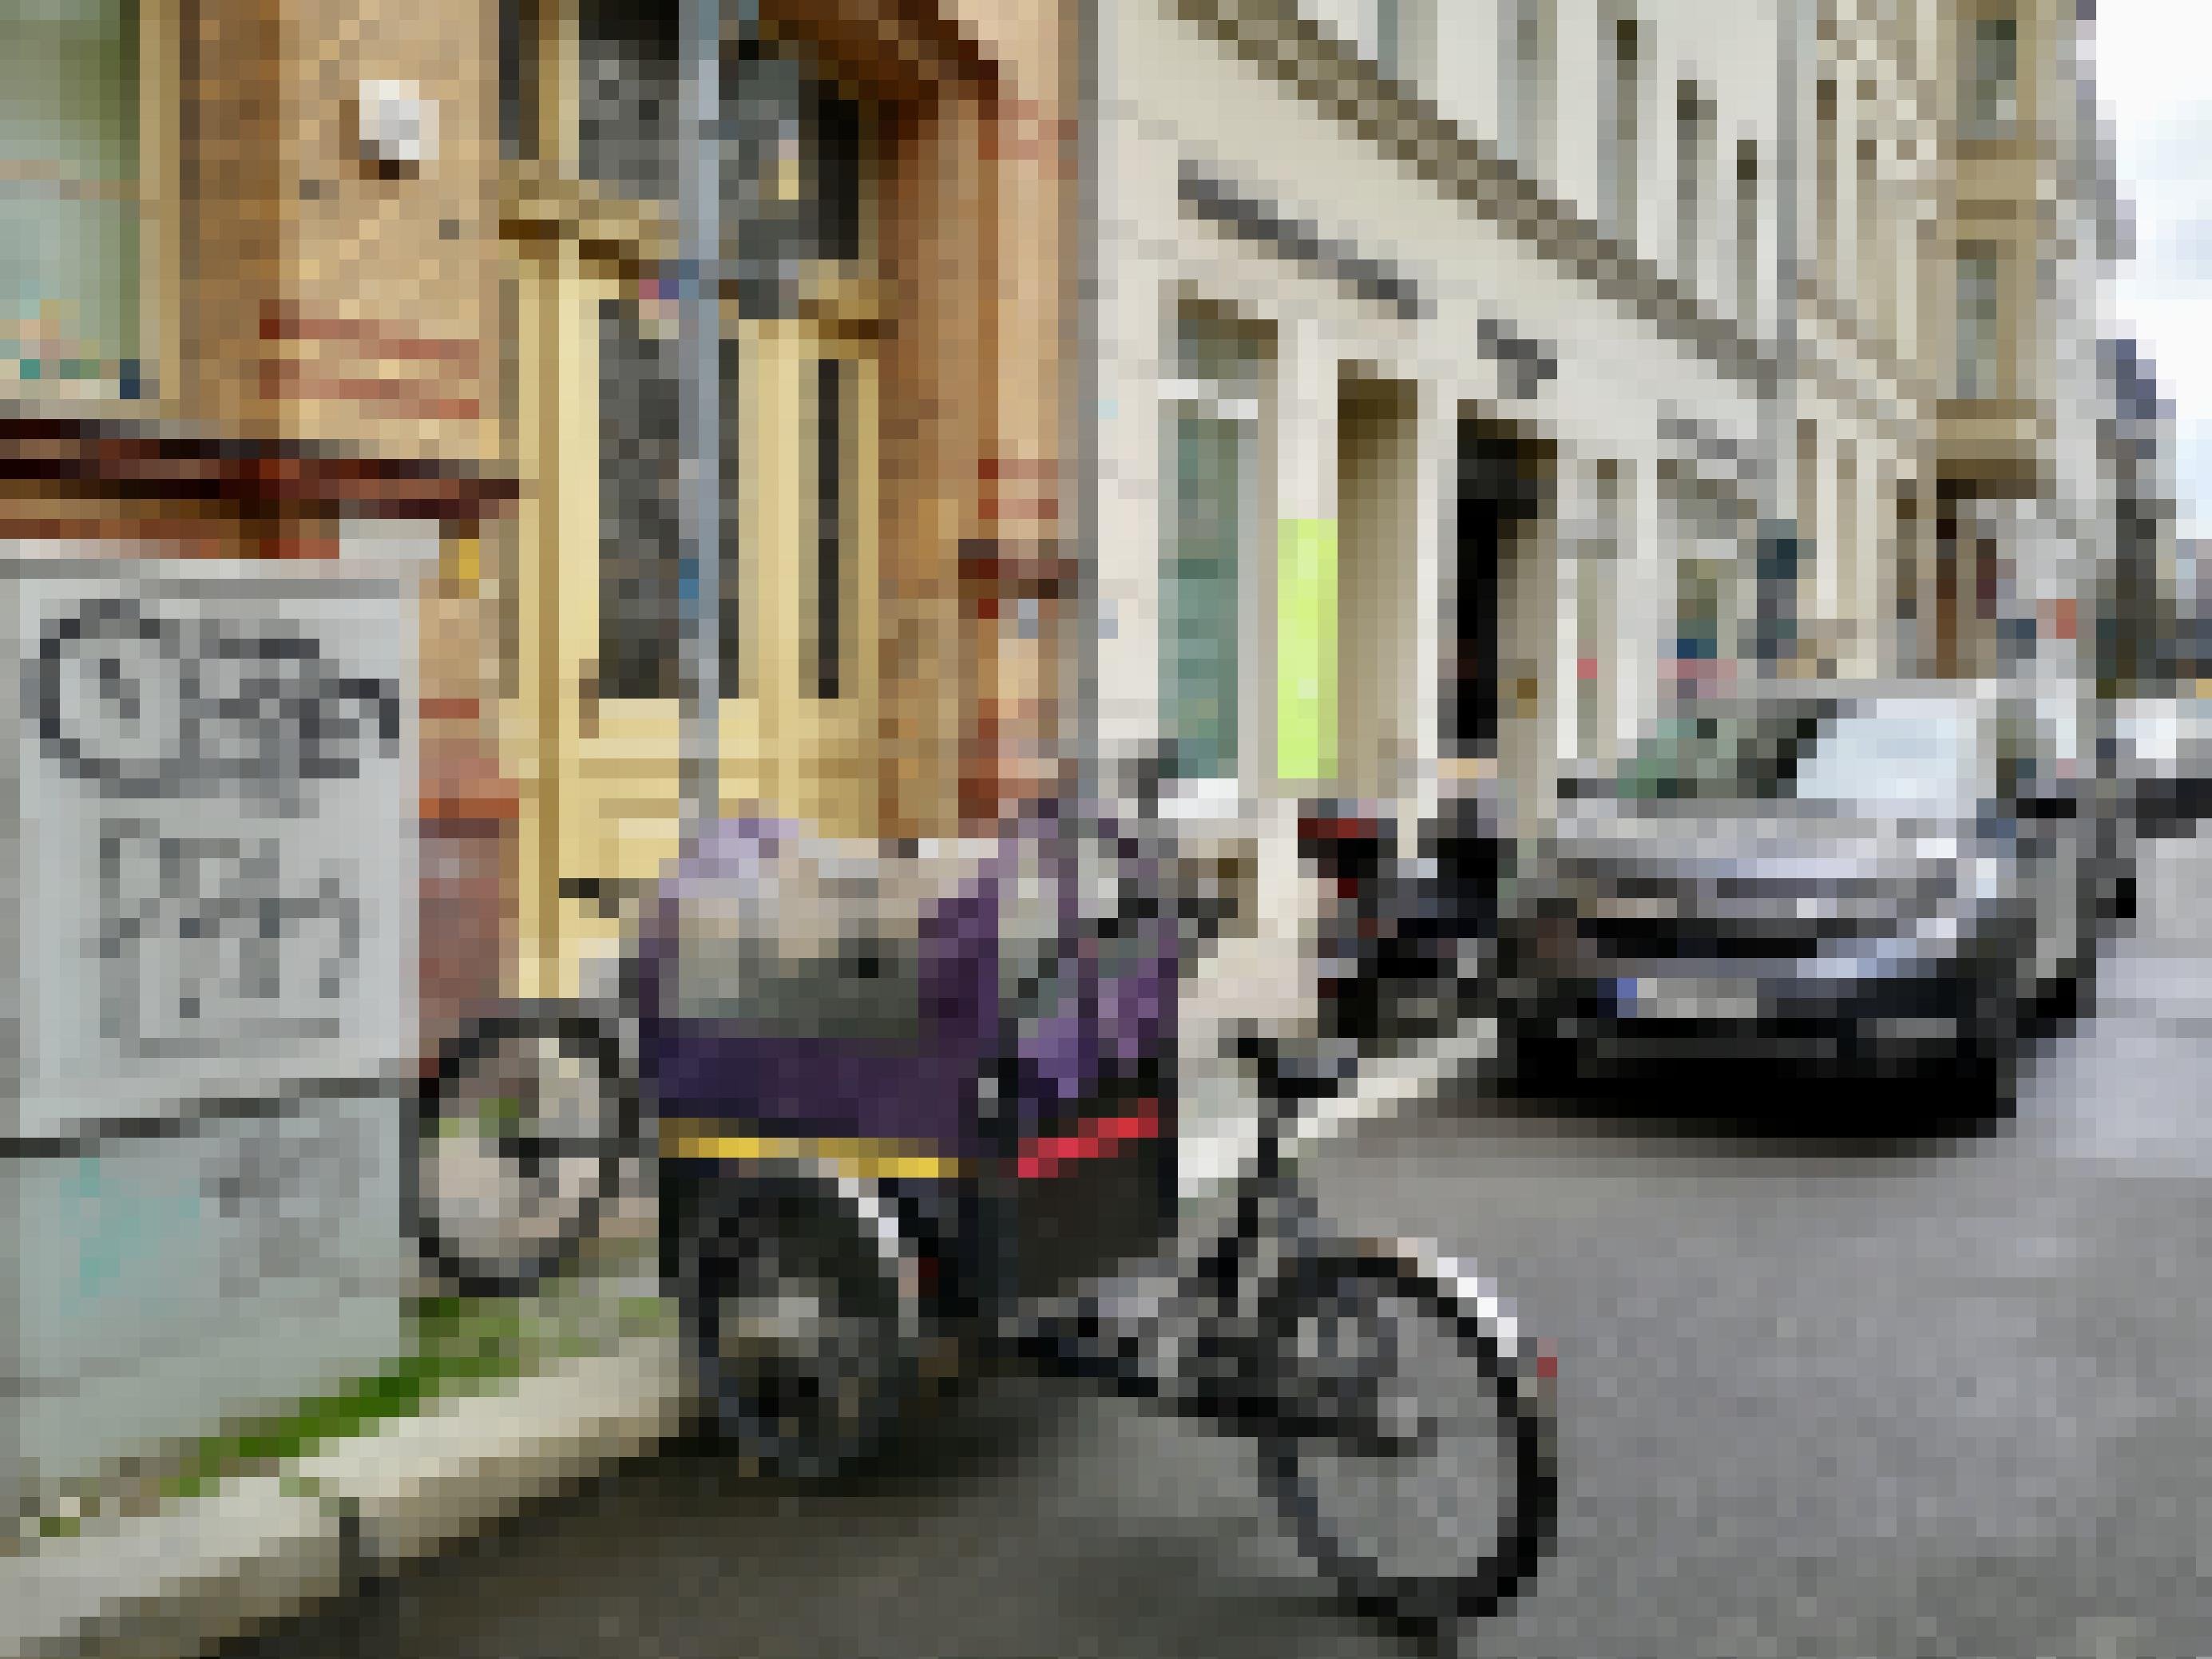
[2,958,1493,1659]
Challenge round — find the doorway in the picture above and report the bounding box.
[503,10,890,993]
[1452,418,1554,774]
[1337,375,1421,801]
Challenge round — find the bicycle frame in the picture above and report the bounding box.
[996,1034,1370,1439]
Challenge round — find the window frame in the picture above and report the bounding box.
[1964,11,2020,142]
[1954,244,2003,402]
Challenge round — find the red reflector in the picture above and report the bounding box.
[1013,1101,1163,1181]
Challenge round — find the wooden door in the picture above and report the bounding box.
[521,267,880,991]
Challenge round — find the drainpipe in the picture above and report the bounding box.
[677,0,751,845]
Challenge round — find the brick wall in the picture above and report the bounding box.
[178,0,499,464]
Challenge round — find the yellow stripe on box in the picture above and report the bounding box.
[661,1124,966,1181]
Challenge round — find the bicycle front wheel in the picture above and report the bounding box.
[1259,1245,1557,1632]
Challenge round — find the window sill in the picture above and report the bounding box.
[1160,774,1247,823]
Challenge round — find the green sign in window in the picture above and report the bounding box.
[1276,517,1338,783]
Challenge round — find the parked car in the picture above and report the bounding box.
[2114,695,2212,835]
[1495,683,2133,1100]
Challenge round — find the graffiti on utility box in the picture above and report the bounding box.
[2,565,418,1138]
[96,818,363,1057]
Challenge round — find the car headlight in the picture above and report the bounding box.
[1909,912,1963,948]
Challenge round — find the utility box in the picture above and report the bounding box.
[2,549,426,1500]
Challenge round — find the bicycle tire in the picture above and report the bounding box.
[406,1006,636,1300]
[1258,1243,1558,1633]
[674,1167,922,1479]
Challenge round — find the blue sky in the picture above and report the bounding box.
[2099,0,2211,540]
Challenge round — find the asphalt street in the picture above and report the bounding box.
[234,830,2212,1659]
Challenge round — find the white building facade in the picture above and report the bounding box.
[1089,0,1937,932]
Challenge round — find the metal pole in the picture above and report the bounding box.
[1758,0,1802,676]
[678,0,748,845]
[1070,0,1102,810]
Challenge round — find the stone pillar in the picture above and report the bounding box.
[1554,460,1589,770]
[1615,449,1665,759]
[879,93,986,840]
[957,6,1075,831]
[1247,315,1338,960]
[1274,315,1338,791]
[1406,378,1453,842]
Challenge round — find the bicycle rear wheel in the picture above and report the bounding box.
[1259,1245,1557,1633]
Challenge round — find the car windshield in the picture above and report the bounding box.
[1610,697,1989,813]
[1791,701,1985,814]
[1611,707,1820,802]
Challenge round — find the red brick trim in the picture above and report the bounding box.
[421,787,521,824]
[260,301,482,370]
[977,455,1060,481]
[957,537,1072,595]
[259,358,482,424]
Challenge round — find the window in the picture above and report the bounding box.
[1,0,142,401]
[1857,122,1881,331]
[596,292,743,701]
[1498,0,1553,180]
[813,355,846,701]
[1604,18,1643,247]
[1675,82,1711,297]
[1677,559,1725,665]
[498,0,540,162]
[1955,246,2001,400]
[576,1,861,318]
[1816,77,1838,283]
[1374,0,1401,81]
[1966,12,2019,139]
[1735,139,1760,331]
[1162,309,1267,784]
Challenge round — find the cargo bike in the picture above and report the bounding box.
[406,783,1557,1633]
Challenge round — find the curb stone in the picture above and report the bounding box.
[0,1335,691,1659]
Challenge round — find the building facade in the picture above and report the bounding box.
[0,0,521,1047]
[1906,0,2117,715]
[1087,0,2125,936]
[1089,0,1881,928]
[0,0,521,1487]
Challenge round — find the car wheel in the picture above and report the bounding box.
[1960,973,2026,1111]
[1498,1017,1578,1098]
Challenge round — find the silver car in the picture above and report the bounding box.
[1497,684,2130,1101]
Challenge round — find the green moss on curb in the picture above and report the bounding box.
[7,1286,678,1539]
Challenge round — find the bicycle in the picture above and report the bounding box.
[407,787,1558,1634]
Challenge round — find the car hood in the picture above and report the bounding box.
[1545,796,1973,876]
[1529,797,1990,952]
